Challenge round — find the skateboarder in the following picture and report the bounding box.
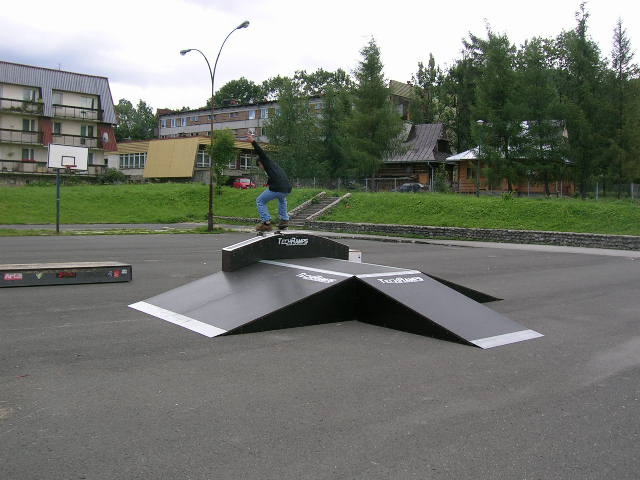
[246,132,291,232]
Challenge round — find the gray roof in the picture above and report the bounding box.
[385,123,449,164]
[0,61,116,124]
[446,147,479,161]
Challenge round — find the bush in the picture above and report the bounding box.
[97,168,128,184]
[433,164,452,193]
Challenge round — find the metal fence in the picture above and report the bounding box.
[286,177,425,192]
[584,182,639,200]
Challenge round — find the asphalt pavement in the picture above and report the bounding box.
[1,232,639,480]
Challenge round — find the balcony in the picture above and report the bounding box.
[0,97,44,115]
[52,133,100,148]
[0,160,46,174]
[0,159,106,176]
[0,128,43,145]
[52,104,103,121]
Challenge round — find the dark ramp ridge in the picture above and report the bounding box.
[221,233,349,271]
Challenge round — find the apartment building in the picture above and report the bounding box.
[0,61,117,182]
[157,98,323,141]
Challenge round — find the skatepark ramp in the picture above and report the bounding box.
[130,233,542,349]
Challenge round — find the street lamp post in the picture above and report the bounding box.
[181,20,249,231]
[475,119,484,198]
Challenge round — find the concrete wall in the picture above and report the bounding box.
[307,221,640,251]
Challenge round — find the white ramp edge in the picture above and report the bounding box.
[470,329,543,349]
[129,301,227,338]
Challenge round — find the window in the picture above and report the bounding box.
[229,112,239,119]
[80,125,94,137]
[53,122,62,135]
[52,92,63,105]
[239,154,253,170]
[248,110,256,120]
[191,116,199,122]
[161,119,166,128]
[80,125,94,145]
[176,117,185,127]
[196,149,210,168]
[22,119,35,131]
[81,96,96,109]
[170,118,176,128]
[118,152,146,169]
[22,148,35,161]
[466,167,476,179]
[260,108,269,119]
[23,89,36,102]
[88,152,94,165]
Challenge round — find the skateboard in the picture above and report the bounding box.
[256,226,288,237]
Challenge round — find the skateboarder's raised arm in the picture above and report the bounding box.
[250,139,272,169]
[246,133,270,168]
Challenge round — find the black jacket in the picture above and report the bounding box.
[251,141,292,193]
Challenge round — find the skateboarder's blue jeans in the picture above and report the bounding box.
[256,189,289,222]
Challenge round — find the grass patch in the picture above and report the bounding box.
[0,184,320,225]
[1,185,638,236]
[321,192,640,236]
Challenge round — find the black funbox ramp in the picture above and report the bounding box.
[130,234,542,348]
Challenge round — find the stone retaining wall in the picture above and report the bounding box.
[308,221,640,251]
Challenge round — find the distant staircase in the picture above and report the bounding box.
[287,192,346,228]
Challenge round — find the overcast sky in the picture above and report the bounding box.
[1,0,638,111]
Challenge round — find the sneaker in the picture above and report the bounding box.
[277,220,289,230]
[255,221,273,232]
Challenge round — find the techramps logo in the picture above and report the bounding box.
[278,237,309,246]
[377,276,424,284]
[296,272,336,284]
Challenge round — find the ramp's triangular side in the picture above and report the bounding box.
[356,272,542,348]
[129,261,353,337]
[223,279,358,335]
[424,273,501,303]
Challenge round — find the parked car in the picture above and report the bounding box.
[393,182,426,193]
[232,177,256,189]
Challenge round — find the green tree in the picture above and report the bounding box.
[114,99,156,141]
[442,54,481,152]
[606,18,639,195]
[344,38,405,177]
[318,85,352,178]
[208,129,237,195]
[554,3,608,198]
[208,77,263,108]
[260,75,291,101]
[264,78,325,179]
[293,68,354,96]
[517,37,568,196]
[410,53,442,124]
[472,28,524,192]
[259,69,354,102]
[624,79,640,183]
